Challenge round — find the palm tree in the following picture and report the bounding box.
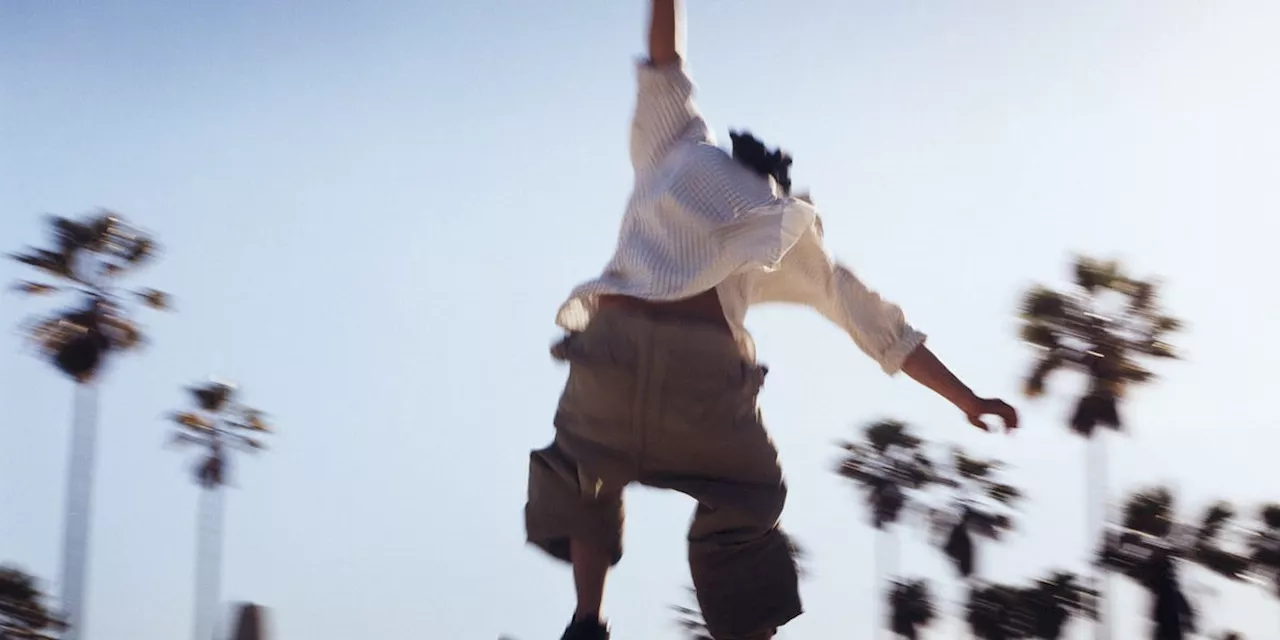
[228,604,267,640]
[9,211,170,640]
[930,448,1021,581]
[1017,255,1181,640]
[967,581,1021,640]
[886,578,936,639]
[1097,487,1250,640]
[1020,571,1098,639]
[836,420,937,639]
[0,565,66,640]
[965,571,1096,640]
[168,379,272,640]
[1245,503,1280,632]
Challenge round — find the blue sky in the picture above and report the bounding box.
[2,1,1279,638]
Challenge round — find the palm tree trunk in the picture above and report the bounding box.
[875,525,903,640]
[195,485,226,640]
[59,383,99,640]
[875,528,884,640]
[1088,435,1111,640]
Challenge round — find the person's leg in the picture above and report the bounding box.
[527,313,648,638]
[640,325,802,640]
[570,538,611,622]
[683,482,799,640]
[526,443,626,640]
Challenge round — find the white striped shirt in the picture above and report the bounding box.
[556,61,926,375]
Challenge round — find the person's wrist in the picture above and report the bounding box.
[956,391,983,416]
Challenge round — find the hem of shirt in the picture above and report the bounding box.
[774,198,818,270]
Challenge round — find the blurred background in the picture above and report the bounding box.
[2,1,1278,639]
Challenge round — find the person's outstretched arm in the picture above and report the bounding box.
[900,345,1017,432]
[750,213,1019,433]
[630,0,711,173]
[648,0,682,65]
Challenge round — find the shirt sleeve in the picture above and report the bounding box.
[748,217,927,375]
[629,60,714,174]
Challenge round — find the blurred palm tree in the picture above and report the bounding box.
[0,565,66,640]
[9,211,170,640]
[965,572,1096,640]
[1097,487,1250,640]
[1245,503,1280,631]
[168,379,272,640]
[228,603,267,640]
[967,581,1019,640]
[886,578,936,639]
[1248,503,1280,588]
[929,448,1022,581]
[1018,255,1181,640]
[836,420,936,639]
[1018,571,1098,639]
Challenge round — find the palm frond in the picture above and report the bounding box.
[1121,487,1176,539]
[10,249,75,281]
[133,288,171,310]
[887,578,936,640]
[864,420,922,454]
[1020,287,1070,322]
[1023,354,1065,397]
[170,411,213,431]
[0,565,66,638]
[1072,255,1122,293]
[953,449,995,480]
[190,381,237,412]
[11,281,61,295]
[985,483,1022,506]
[239,408,272,432]
[1260,504,1280,530]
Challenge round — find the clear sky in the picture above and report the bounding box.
[2,1,1279,638]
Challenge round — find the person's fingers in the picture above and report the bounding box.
[1003,405,1020,432]
[968,414,990,432]
[993,401,1018,431]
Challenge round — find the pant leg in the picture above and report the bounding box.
[524,312,647,566]
[639,323,802,639]
[525,442,626,565]
[673,476,800,640]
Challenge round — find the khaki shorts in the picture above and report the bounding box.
[524,307,802,639]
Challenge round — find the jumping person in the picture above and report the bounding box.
[524,2,1019,638]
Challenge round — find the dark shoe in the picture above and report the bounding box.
[559,617,609,640]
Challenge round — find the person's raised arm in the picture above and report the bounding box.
[630,0,711,173]
[648,0,682,66]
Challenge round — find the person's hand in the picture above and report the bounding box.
[964,397,1018,433]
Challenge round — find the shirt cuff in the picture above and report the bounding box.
[636,58,693,91]
[879,327,927,376]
